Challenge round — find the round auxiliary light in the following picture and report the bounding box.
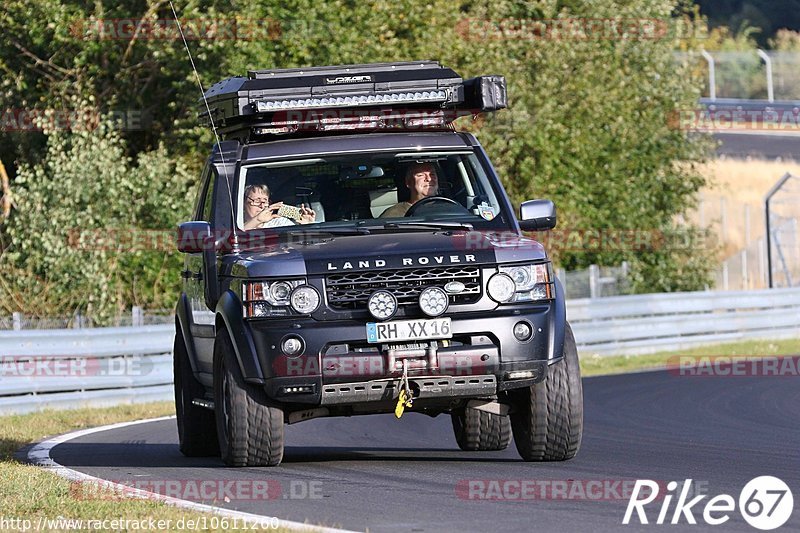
[487,273,516,303]
[418,287,449,317]
[290,285,321,314]
[282,336,304,356]
[367,290,398,321]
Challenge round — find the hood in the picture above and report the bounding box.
[233,230,547,278]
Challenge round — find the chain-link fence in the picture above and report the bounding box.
[0,307,173,330]
[684,50,800,101]
[714,237,768,290]
[767,173,800,288]
[710,173,800,290]
[559,262,631,299]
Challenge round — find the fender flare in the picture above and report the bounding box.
[548,277,568,363]
[214,289,265,384]
[175,294,201,374]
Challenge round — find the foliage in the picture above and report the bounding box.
[696,0,800,46]
[0,0,718,319]
[0,113,194,320]
[770,29,800,51]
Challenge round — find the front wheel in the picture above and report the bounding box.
[213,329,284,467]
[451,407,512,451]
[509,323,583,461]
[174,331,219,457]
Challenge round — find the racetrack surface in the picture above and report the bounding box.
[715,132,800,160]
[46,371,800,532]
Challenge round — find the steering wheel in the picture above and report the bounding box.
[405,196,463,217]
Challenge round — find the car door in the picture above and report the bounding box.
[183,164,217,377]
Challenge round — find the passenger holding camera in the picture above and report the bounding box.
[242,184,316,229]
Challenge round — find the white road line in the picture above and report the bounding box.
[27,416,358,533]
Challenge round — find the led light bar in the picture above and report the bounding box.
[200,61,507,140]
[254,90,450,113]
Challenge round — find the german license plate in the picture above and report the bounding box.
[366,318,452,343]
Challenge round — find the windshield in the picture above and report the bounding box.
[235,151,511,231]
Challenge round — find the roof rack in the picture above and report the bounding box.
[199,61,506,141]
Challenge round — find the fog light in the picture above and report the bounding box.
[281,385,314,394]
[419,287,449,317]
[368,290,398,320]
[487,273,515,303]
[506,370,536,380]
[513,321,533,341]
[282,336,304,356]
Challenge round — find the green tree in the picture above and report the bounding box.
[0,0,717,320]
[0,115,194,320]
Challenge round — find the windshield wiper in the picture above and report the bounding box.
[380,221,474,232]
[285,226,371,236]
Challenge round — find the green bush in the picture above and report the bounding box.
[0,117,194,321]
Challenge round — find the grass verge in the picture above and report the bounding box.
[0,402,300,532]
[579,338,800,376]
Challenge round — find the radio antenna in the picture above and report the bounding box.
[169,1,240,252]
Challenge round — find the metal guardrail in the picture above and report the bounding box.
[569,286,800,355]
[1,288,799,414]
[0,325,174,414]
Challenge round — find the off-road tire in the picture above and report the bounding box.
[510,323,583,461]
[214,329,284,467]
[174,331,219,457]
[451,407,512,451]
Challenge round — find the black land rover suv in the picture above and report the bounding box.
[173,61,582,466]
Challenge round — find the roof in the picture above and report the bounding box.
[240,132,475,162]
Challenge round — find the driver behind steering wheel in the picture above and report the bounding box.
[380,162,438,218]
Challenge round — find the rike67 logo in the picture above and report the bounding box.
[624,477,794,530]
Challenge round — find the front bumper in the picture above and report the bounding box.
[248,305,557,405]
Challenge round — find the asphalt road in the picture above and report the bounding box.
[715,132,800,160]
[47,371,799,532]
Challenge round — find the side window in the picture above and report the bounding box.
[196,165,215,223]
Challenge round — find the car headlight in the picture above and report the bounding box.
[495,263,553,302]
[290,285,321,314]
[242,279,305,317]
[487,273,516,303]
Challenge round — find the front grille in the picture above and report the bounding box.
[325,266,482,310]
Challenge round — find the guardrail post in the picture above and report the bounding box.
[589,264,599,298]
[12,312,22,331]
[132,306,144,327]
[744,204,751,245]
[722,262,729,290]
[700,50,716,101]
[757,50,774,103]
[741,249,748,289]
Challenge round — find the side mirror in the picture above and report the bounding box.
[518,199,557,231]
[176,221,213,253]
